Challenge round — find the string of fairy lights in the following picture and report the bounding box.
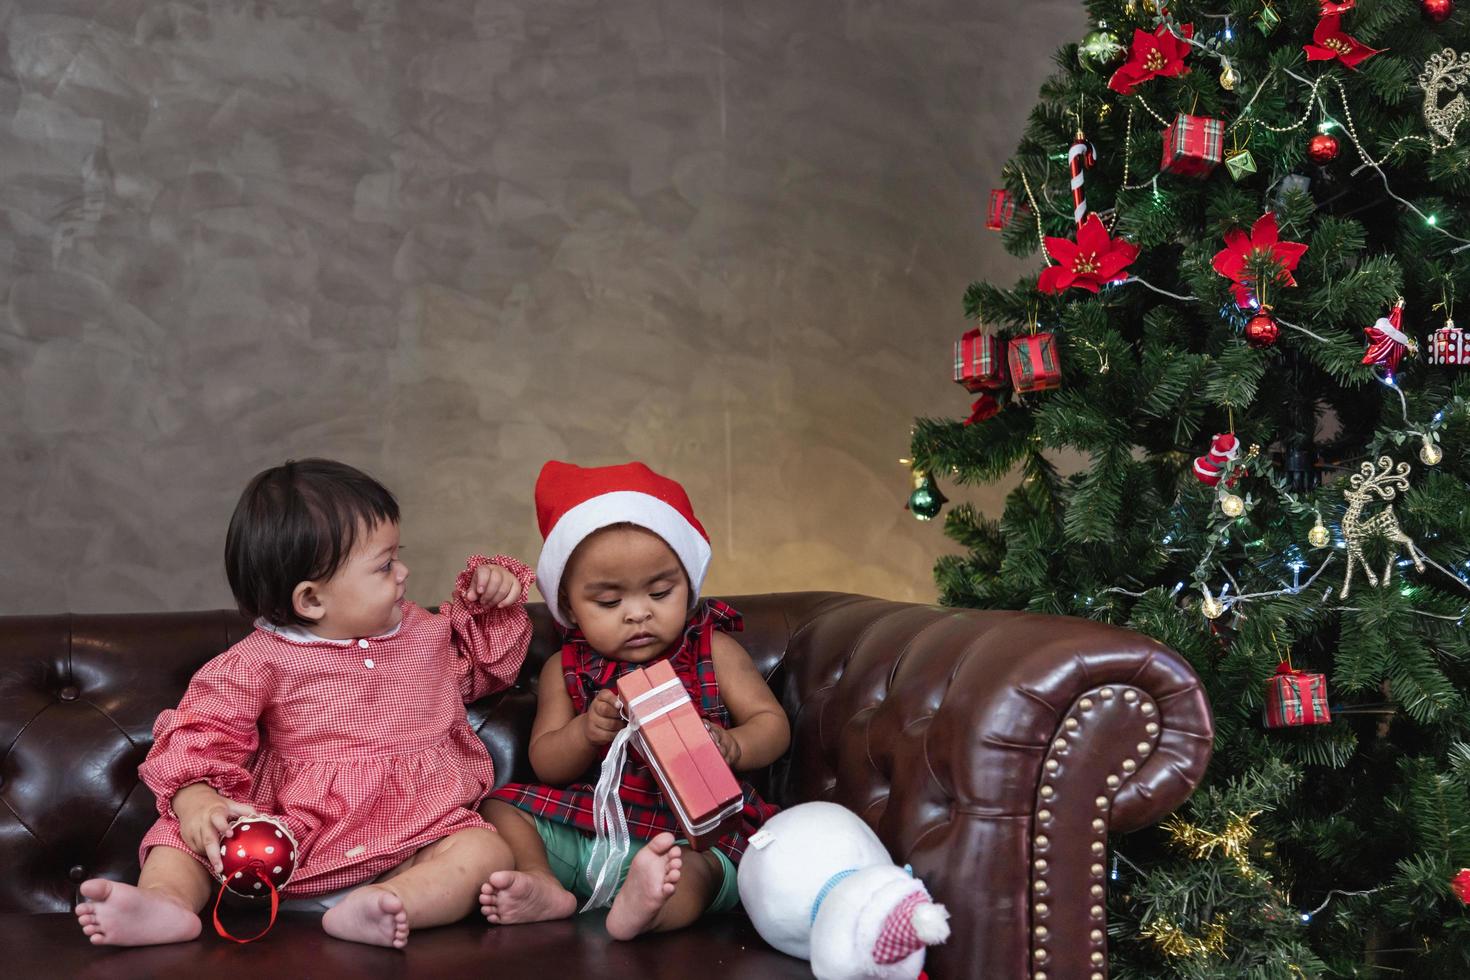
[1004,7,1470,619]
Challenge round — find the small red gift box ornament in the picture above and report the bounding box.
[1263,662,1332,728]
[1161,113,1224,178]
[954,328,1008,392]
[1429,319,1468,366]
[986,188,1015,231]
[212,814,298,943]
[1007,333,1062,394]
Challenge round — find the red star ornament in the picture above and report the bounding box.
[1037,213,1139,294]
[1108,24,1194,96]
[1211,212,1308,309]
[1303,15,1382,70]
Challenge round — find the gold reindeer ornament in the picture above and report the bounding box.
[1339,456,1427,598]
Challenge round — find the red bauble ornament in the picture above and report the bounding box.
[219,815,297,897]
[1452,868,1470,904]
[1307,132,1340,165]
[1422,0,1454,23]
[1245,311,1280,348]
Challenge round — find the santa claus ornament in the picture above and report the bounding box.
[212,814,298,943]
[1193,432,1242,487]
[1362,298,1417,376]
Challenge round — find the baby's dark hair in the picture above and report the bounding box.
[225,458,399,626]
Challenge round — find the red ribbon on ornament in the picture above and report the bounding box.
[212,864,282,944]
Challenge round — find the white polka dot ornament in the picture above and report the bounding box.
[211,814,298,943]
[219,814,298,897]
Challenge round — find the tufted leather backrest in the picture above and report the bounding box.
[0,594,840,915]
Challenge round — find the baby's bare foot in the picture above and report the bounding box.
[322,885,410,948]
[73,879,202,946]
[606,833,682,940]
[479,869,577,925]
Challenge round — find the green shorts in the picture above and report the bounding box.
[529,814,740,914]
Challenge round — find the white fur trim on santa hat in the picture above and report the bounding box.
[537,490,712,627]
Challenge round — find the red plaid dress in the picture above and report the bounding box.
[490,600,779,863]
[137,555,533,897]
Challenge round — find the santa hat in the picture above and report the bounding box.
[535,460,711,627]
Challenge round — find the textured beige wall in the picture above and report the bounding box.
[0,1,1084,615]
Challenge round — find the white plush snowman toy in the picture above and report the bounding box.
[738,802,951,980]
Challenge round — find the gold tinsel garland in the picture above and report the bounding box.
[1161,810,1265,881]
[1140,913,1229,959]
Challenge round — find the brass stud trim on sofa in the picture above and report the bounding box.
[1030,684,1163,980]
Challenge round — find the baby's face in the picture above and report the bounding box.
[562,526,690,662]
[310,520,408,639]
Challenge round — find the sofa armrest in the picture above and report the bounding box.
[776,597,1213,980]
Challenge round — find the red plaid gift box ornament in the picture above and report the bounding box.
[1161,113,1224,178]
[1007,332,1062,394]
[1429,319,1468,366]
[954,328,1008,391]
[986,188,1015,231]
[1263,662,1332,728]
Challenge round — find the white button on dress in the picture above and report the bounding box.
[364,659,375,669]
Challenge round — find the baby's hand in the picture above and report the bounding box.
[466,562,523,609]
[582,689,626,747]
[172,783,258,875]
[704,720,742,768]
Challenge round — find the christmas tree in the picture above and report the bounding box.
[910,1,1470,975]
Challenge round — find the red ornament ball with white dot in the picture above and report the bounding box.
[1307,133,1340,165]
[1422,0,1454,23]
[219,815,298,898]
[1245,312,1280,349]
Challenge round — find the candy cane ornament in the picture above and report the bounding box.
[1068,130,1096,228]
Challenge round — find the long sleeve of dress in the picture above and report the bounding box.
[445,554,535,702]
[138,648,270,817]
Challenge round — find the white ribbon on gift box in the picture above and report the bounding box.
[582,676,690,910]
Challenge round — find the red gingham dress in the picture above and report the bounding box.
[137,555,533,897]
[490,600,779,864]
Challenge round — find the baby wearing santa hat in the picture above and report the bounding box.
[479,461,791,939]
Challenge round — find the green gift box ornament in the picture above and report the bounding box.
[1225,149,1257,182]
[1254,1,1280,36]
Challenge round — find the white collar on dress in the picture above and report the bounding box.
[254,610,406,646]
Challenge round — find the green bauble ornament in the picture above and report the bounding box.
[907,474,948,521]
[1078,28,1124,73]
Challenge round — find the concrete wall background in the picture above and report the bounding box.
[0,0,1084,614]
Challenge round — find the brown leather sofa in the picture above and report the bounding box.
[0,592,1212,978]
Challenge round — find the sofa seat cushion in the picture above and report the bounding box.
[4,910,812,978]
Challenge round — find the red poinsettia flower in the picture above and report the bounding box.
[1108,24,1194,96]
[1452,869,1470,905]
[1037,214,1140,294]
[1211,212,1308,308]
[962,393,1001,426]
[1303,15,1381,70]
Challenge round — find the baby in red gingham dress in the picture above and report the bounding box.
[74,459,533,949]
